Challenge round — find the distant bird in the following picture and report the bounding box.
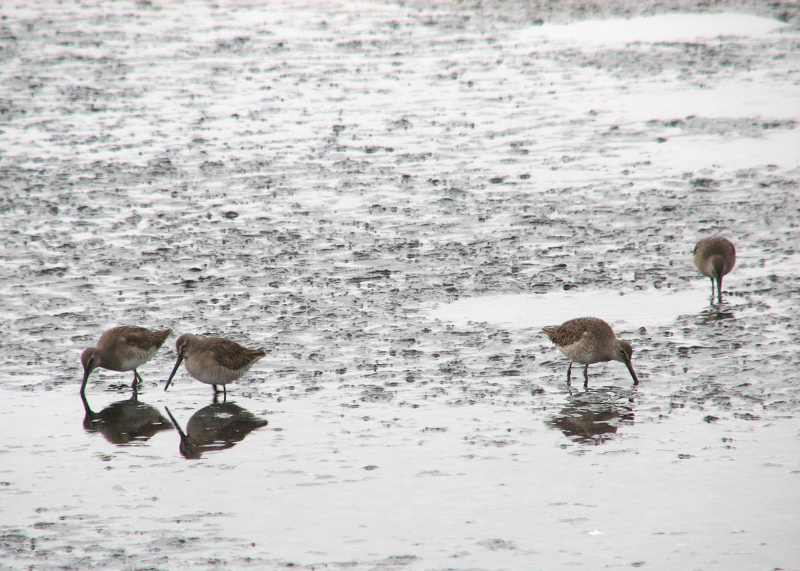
[81,326,172,393]
[543,317,638,386]
[164,333,266,397]
[693,237,736,303]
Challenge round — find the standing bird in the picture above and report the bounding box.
[81,326,172,393]
[164,333,265,397]
[543,317,638,386]
[693,237,736,304]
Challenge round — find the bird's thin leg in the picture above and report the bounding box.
[566,362,573,385]
[583,365,589,388]
[132,370,144,389]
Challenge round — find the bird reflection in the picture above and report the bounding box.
[165,401,268,459]
[696,305,736,325]
[80,390,172,445]
[546,386,635,445]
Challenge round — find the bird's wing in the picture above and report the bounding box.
[118,326,162,351]
[542,319,590,347]
[213,340,266,370]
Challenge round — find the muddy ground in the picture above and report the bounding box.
[0,0,798,569]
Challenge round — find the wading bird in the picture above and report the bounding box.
[693,236,736,304]
[81,326,171,393]
[164,333,265,398]
[543,317,638,387]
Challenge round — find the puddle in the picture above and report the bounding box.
[427,285,709,329]
[529,12,792,45]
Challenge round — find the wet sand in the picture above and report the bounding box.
[0,0,798,568]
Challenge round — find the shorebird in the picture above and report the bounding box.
[543,317,638,386]
[164,333,266,397]
[81,326,172,393]
[693,236,736,303]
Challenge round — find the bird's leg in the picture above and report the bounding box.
[222,385,227,402]
[566,362,573,385]
[583,364,589,388]
[132,370,144,389]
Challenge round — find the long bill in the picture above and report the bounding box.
[80,368,91,394]
[625,358,639,385]
[164,354,184,391]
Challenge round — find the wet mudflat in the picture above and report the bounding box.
[0,0,798,569]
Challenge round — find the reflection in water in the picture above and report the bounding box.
[696,305,736,324]
[80,391,173,445]
[546,386,635,445]
[165,401,268,459]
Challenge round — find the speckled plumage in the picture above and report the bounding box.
[543,317,638,386]
[693,237,736,303]
[164,333,266,397]
[80,326,172,393]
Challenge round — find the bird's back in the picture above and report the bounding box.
[694,237,736,278]
[543,317,610,348]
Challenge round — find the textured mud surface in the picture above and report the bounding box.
[0,0,798,569]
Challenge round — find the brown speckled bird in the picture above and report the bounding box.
[543,317,638,386]
[164,333,266,397]
[693,236,736,303]
[81,326,172,393]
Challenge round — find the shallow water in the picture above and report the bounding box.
[428,284,708,328]
[0,1,798,569]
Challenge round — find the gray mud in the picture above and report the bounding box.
[0,0,798,569]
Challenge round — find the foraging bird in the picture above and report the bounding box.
[81,326,172,393]
[164,333,265,397]
[693,237,736,304]
[543,317,638,386]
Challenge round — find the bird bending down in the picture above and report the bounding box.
[164,333,266,397]
[693,237,736,304]
[543,317,638,386]
[80,326,172,393]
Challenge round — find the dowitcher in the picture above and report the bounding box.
[543,317,638,386]
[164,333,266,397]
[81,326,172,393]
[693,236,736,303]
